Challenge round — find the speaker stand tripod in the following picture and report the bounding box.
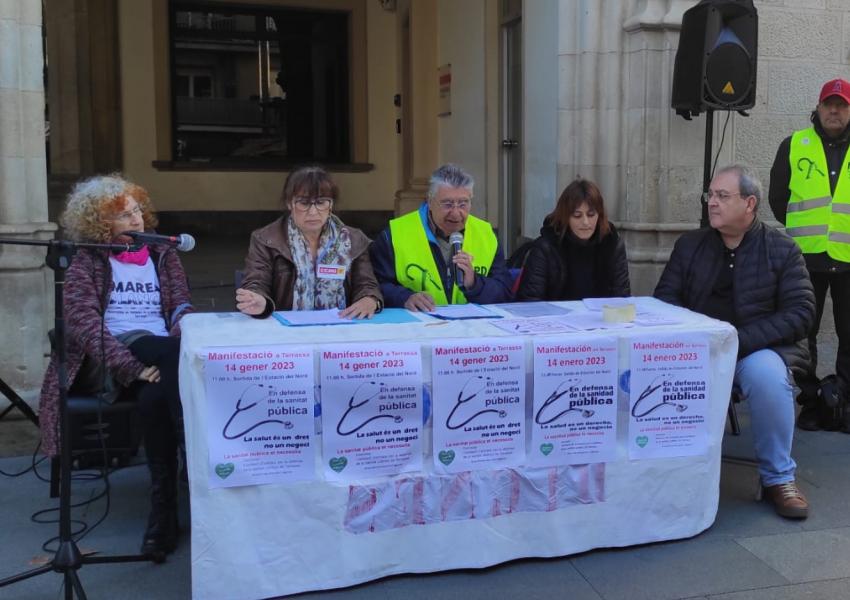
[0,237,155,599]
[0,375,39,427]
[700,108,715,228]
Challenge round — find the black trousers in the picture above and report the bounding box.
[795,270,850,402]
[128,335,183,465]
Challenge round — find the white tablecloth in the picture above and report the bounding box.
[179,300,738,600]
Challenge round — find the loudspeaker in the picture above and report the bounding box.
[672,0,757,118]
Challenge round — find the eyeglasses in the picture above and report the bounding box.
[292,197,333,212]
[110,205,143,221]
[436,198,471,211]
[703,190,742,203]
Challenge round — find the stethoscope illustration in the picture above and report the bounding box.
[222,383,293,440]
[534,378,595,425]
[405,263,443,291]
[336,381,402,436]
[445,376,506,430]
[796,157,825,180]
[630,375,687,418]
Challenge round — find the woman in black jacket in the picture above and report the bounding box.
[516,178,630,301]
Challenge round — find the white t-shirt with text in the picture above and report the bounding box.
[105,257,169,337]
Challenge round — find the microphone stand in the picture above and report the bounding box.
[0,237,156,599]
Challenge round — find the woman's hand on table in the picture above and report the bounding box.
[236,288,268,316]
[339,296,380,320]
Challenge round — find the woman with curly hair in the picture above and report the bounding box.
[38,173,193,560]
[236,166,382,318]
[516,178,630,301]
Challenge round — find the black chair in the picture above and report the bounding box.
[47,332,142,498]
[723,390,761,476]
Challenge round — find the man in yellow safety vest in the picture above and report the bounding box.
[370,164,513,310]
[769,78,850,433]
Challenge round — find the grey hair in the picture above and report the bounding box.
[715,163,762,209]
[427,163,474,199]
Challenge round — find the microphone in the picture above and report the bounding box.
[123,231,196,252]
[449,231,464,290]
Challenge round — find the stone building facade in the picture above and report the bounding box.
[2,0,850,405]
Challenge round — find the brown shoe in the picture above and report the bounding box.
[762,481,809,519]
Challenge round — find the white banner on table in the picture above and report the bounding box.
[431,338,526,473]
[531,338,618,466]
[320,343,423,480]
[203,345,315,488]
[628,333,710,459]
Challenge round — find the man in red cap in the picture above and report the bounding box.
[769,78,850,433]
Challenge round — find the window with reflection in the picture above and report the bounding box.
[170,3,351,164]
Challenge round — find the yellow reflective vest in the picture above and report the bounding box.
[389,206,498,304]
[787,127,850,261]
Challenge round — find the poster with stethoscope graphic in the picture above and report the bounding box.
[203,345,316,489]
[530,338,619,467]
[431,338,526,474]
[628,333,710,459]
[319,342,423,481]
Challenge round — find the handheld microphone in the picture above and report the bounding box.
[123,231,196,252]
[449,231,464,290]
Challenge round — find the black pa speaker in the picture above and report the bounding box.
[671,0,757,118]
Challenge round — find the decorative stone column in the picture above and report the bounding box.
[558,0,705,294]
[0,0,56,407]
[394,0,439,216]
[619,0,707,294]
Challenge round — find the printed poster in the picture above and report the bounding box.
[320,342,423,480]
[431,338,526,473]
[628,333,710,459]
[204,345,315,488]
[531,337,618,466]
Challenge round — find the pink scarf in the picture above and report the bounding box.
[112,245,150,266]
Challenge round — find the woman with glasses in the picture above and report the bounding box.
[38,174,193,560]
[236,166,382,318]
[516,178,630,301]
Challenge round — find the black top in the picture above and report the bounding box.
[516,221,630,302]
[703,246,736,325]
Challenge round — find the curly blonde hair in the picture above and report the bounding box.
[60,174,158,242]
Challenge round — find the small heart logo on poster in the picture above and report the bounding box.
[539,443,554,456]
[215,463,235,479]
[329,456,348,472]
[438,450,455,465]
[636,435,649,448]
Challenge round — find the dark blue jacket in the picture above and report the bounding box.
[370,205,514,307]
[654,220,814,370]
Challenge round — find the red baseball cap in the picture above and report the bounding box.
[819,78,850,103]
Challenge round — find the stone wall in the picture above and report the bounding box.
[557,0,850,294]
[0,0,55,405]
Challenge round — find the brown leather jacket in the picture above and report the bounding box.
[241,216,382,316]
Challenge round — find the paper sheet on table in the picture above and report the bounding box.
[567,312,634,331]
[492,302,572,318]
[273,308,423,326]
[427,304,501,320]
[633,312,684,326]
[582,297,633,311]
[490,316,579,335]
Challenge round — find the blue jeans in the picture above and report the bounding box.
[734,349,797,486]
